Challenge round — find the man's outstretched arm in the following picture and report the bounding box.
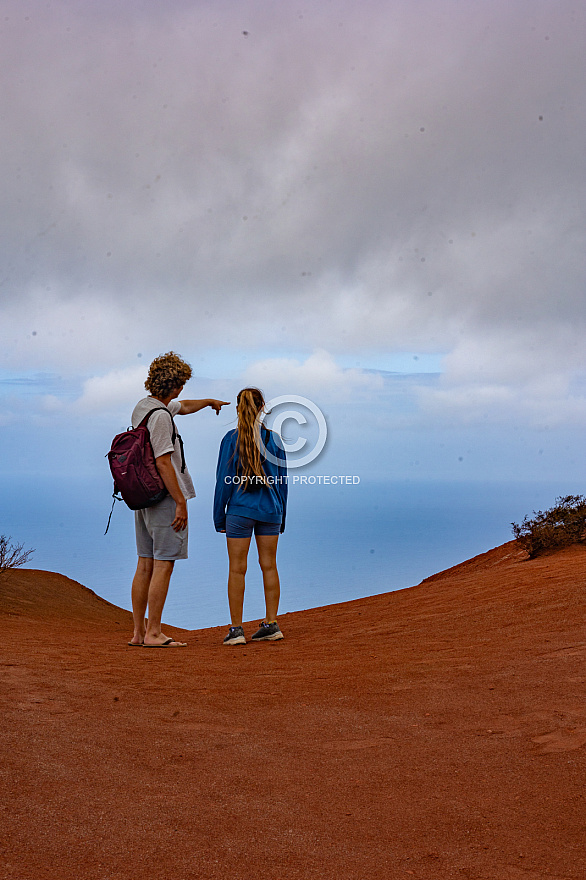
[178,398,230,415]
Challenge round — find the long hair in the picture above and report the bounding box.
[235,387,267,489]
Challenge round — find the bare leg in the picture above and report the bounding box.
[143,560,187,646]
[226,536,251,626]
[130,556,154,644]
[256,534,280,622]
[131,558,186,647]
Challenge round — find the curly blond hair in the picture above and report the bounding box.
[144,352,192,399]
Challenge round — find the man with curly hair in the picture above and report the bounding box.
[128,352,229,647]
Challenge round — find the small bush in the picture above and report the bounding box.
[511,495,586,558]
[0,535,35,574]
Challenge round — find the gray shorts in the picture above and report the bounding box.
[135,495,188,561]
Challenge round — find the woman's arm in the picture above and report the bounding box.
[213,432,236,532]
[269,432,288,533]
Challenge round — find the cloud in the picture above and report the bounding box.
[74,365,147,415]
[440,327,585,386]
[40,394,64,413]
[1,289,141,372]
[415,328,586,429]
[416,379,586,429]
[241,350,383,400]
[0,0,583,422]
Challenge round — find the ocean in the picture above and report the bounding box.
[1,472,577,630]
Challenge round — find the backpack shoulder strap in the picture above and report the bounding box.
[138,405,171,429]
[138,407,185,474]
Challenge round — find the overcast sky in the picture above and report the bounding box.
[1,0,585,484]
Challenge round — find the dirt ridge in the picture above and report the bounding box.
[1,542,585,879]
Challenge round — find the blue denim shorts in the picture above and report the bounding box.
[225,514,280,538]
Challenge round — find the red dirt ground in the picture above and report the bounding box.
[1,541,585,880]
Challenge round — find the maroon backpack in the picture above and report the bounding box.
[104,407,185,533]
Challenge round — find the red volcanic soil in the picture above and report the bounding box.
[1,541,585,880]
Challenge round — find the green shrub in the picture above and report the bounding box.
[511,495,586,558]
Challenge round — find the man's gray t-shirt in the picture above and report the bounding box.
[131,397,196,500]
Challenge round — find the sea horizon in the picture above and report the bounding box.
[2,472,580,630]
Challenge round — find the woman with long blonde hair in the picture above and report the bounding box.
[214,388,287,645]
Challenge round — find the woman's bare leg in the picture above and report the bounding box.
[256,534,280,622]
[226,536,252,626]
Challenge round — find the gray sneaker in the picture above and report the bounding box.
[223,625,246,645]
[250,621,284,641]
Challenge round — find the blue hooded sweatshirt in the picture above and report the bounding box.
[213,428,287,533]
